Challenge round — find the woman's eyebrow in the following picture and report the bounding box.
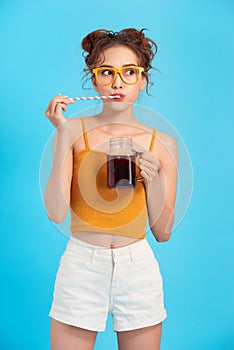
[122,64,138,67]
[98,63,138,68]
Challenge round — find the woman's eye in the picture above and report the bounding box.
[125,69,136,75]
[102,70,114,76]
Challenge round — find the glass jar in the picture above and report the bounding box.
[107,138,137,188]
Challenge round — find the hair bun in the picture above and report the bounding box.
[81,29,109,53]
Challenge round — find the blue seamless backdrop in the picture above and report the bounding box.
[1,1,233,349]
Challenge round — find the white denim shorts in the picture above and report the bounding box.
[48,236,167,332]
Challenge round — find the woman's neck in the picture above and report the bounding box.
[97,102,136,124]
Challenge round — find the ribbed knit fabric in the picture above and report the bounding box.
[70,117,156,239]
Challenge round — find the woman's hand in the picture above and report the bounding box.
[44,93,74,128]
[138,151,161,184]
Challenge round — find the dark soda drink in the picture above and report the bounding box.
[107,155,136,188]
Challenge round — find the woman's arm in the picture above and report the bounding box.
[139,133,178,242]
[43,94,75,223]
[44,124,73,223]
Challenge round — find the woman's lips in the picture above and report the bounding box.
[111,94,125,101]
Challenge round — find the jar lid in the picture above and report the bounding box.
[109,138,133,149]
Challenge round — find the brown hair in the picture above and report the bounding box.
[81,28,159,95]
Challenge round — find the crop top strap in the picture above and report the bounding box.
[149,128,156,153]
[81,117,90,150]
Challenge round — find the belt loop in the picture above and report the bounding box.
[129,247,134,263]
[89,248,95,262]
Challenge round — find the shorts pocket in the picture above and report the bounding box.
[122,253,162,291]
[59,249,89,268]
[124,266,163,298]
[133,252,160,271]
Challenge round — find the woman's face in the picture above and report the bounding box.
[92,45,146,105]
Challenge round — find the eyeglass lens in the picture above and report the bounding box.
[97,67,141,85]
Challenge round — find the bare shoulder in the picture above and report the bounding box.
[64,117,85,138]
[156,129,177,149]
[68,115,96,130]
[59,117,84,153]
[67,117,83,129]
[68,116,99,153]
[155,129,178,163]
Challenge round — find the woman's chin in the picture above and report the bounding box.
[104,101,133,112]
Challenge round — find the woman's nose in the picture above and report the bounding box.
[112,72,123,89]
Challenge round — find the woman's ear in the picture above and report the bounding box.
[91,75,98,92]
[139,76,147,91]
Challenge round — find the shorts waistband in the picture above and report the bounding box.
[66,235,154,262]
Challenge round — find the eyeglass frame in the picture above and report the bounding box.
[92,66,145,86]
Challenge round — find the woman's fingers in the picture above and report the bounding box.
[140,152,161,165]
[44,94,74,128]
[50,96,74,113]
[138,151,161,183]
[139,154,161,171]
[140,163,158,180]
[55,102,66,112]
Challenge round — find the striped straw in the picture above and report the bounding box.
[72,95,120,101]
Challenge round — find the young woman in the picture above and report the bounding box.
[44,28,178,350]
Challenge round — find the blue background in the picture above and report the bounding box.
[1,0,233,349]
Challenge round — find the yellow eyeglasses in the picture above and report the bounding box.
[92,66,145,86]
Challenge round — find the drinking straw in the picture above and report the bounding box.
[72,95,120,101]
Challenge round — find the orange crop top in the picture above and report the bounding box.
[70,117,156,239]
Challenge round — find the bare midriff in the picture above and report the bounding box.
[72,231,142,249]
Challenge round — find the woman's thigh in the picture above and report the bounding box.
[117,323,162,350]
[50,318,98,350]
